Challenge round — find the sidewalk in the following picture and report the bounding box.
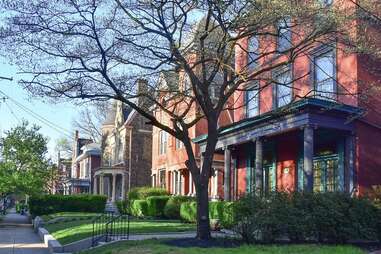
[0,208,49,254]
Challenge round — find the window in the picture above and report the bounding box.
[159,169,166,189]
[183,73,191,94]
[175,138,183,149]
[274,65,292,108]
[246,82,260,117]
[159,130,168,154]
[277,17,292,52]
[173,171,182,195]
[248,36,259,70]
[314,50,336,100]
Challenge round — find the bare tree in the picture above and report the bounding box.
[0,0,378,239]
[72,101,108,143]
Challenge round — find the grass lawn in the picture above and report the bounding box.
[41,212,100,222]
[79,239,365,254]
[45,219,196,245]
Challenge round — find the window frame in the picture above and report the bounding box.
[247,35,260,70]
[311,46,337,101]
[159,130,168,155]
[276,17,292,52]
[245,81,260,118]
[273,64,293,109]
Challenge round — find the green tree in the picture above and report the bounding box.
[0,121,51,196]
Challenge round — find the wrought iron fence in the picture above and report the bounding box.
[92,212,130,247]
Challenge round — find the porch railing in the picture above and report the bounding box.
[92,212,130,247]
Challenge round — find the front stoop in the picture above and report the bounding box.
[105,201,119,214]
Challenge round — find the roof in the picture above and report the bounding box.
[75,142,101,162]
[193,98,364,144]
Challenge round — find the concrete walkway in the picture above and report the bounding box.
[0,208,49,254]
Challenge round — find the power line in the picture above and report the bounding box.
[0,89,73,138]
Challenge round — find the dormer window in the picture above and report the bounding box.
[248,36,259,70]
[277,17,292,52]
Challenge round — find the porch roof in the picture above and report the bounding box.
[193,98,363,146]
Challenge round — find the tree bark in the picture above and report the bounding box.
[195,183,211,240]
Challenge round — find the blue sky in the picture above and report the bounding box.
[0,57,79,159]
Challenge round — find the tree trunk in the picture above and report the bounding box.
[196,183,211,240]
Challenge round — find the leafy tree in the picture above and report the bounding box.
[0,0,379,239]
[0,121,51,196]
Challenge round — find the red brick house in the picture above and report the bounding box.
[194,2,381,200]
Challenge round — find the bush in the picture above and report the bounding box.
[233,191,381,244]
[164,196,195,219]
[179,201,233,227]
[116,200,128,214]
[128,187,169,200]
[130,200,148,217]
[29,195,107,216]
[146,196,170,217]
[180,201,197,223]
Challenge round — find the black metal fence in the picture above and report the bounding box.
[92,212,130,247]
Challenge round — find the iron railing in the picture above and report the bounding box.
[92,212,130,247]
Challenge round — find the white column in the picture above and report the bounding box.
[188,172,193,196]
[111,173,116,202]
[224,147,231,201]
[121,173,126,200]
[93,176,98,194]
[100,175,104,195]
[214,170,219,199]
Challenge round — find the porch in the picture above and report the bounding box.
[195,98,361,200]
[93,167,127,202]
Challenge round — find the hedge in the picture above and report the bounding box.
[146,196,171,217]
[164,196,195,219]
[233,191,381,244]
[180,201,234,227]
[130,200,149,217]
[29,194,107,216]
[116,200,128,214]
[128,187,169,200]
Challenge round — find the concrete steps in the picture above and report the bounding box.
[105,201,119,214]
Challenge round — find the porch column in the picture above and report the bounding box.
[121,173,126,200]
[100,174,104,195]
[304,125,314,192]
[255,138,263,195]
[224,146,231,201]
[188,172,193,196]
[345,134,355,193]
[214,170,219,199]
[93,176,98,194]
[111,173,117,202]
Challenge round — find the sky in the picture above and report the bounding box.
[0,58,80,160]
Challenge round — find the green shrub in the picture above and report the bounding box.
[233,191,381,244]
[116,201,129,214]
[146,196,170,217]
[29,195,107,216]
[180,201,197,223]
[130,200,148,217]
[179,201,232,226]
[164,196,195,219]
[128,187,169,200]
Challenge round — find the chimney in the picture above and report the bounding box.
[136,79,150,109]
[74,130,79,141]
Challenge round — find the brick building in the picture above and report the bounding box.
[194,2,381,199]
[65,131,101,194]
[93,96,152,202]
